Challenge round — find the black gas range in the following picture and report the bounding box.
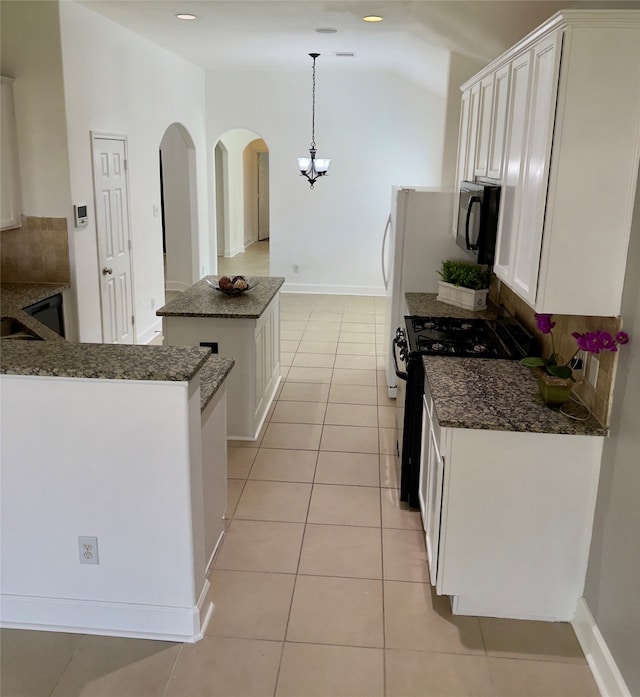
[404,315,514,358]
[393,310,536,508]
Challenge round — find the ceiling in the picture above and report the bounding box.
[76,0,637,85]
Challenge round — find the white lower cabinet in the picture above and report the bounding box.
[420,394,604,621]
[163,294,281,441]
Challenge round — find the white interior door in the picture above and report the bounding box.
[92,134,135,344]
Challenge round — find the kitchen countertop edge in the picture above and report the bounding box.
[199,356,235,412]
[0,342,214,383]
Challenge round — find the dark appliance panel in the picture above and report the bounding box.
[23,293,65,338]
[456,181,501,265]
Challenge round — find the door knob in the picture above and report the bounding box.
[102,267,113,275]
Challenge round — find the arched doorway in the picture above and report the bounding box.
[159,122,198,298]
[214,128,270,276]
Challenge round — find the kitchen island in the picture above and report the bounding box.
[1,340,234,643]
[157,276,285,440]
[419,356,605,621]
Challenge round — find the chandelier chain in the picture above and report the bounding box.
[310,56,317,150]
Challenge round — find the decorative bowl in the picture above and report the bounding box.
[205,276,259,296]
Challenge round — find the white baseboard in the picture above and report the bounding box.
[138,319,163,345]
[0,582,212,643]
[282,282,385,296]
[165,280,191,292]
[572,597,631,697]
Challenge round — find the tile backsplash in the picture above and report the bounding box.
[489,279,621,427]
[1,215,70,284]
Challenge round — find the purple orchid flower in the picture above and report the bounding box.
[535,313,556,335]
[616,331,629,345]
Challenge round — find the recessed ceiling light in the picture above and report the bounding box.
[175,13,197,20]
[315,27,338,34]
[363,15,383,22]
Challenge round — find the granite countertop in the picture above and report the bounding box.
[156,276,285,319]
[423,356,607,437]
[0,341,212,383]
[199,356,235,411]
[1,282,69,341]
[405,292,496,319]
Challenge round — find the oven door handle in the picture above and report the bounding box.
[392,336,408,381]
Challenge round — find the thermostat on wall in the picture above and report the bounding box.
[74,203,88,228]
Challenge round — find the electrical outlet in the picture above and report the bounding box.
[78,536,99,565]
[570,349,588,373]
[292,264,299,274]
[578,350,588,373]
[587,354,599,388]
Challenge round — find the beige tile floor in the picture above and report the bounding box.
[1,278,601,696]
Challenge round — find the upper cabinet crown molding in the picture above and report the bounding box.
[454,10,640,317]
[1,76,23,231]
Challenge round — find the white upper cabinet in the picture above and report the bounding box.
[461,10,640,316]
[1,77,22,230]
[505,31,562,305]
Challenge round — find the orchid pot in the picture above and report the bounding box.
[532,367,574,407]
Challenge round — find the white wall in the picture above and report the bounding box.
[583,170,640,695]
[207,61,451,294]
[58,1,209,342]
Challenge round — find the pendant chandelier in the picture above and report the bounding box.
[297,52,331,189]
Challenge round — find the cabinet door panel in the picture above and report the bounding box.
[512,31,562,303]
[474,74,495,177]
[426,423,444,590]
[494,50,532,283]
[465,82,481,182]
[488,64,510,179]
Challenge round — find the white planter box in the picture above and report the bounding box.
[437,281,488,311]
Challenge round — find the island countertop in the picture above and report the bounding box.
[423,356,607,437]
[0,341,213,383]
[156,276,285,319]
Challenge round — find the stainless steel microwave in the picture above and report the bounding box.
[456,181,501,265]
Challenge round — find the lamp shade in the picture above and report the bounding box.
[314,159,331,174]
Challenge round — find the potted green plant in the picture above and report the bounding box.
[436,260,491,311]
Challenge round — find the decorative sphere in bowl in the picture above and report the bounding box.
[206,275,258,295]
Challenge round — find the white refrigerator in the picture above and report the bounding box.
[382,186,470,396]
